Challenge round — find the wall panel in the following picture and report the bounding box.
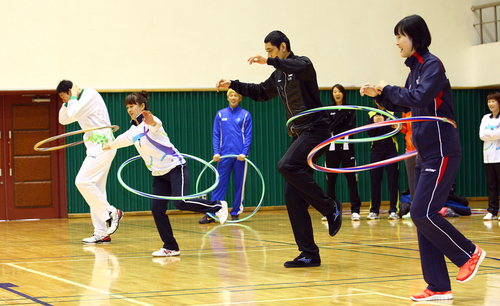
[64,88,499,214]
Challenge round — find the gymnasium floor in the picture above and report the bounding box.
[0,205,498,305]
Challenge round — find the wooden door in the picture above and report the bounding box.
[1,93,67,220]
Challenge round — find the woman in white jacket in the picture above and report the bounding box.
[479,92,500,220]
[105,91,228,257]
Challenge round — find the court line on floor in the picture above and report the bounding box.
[191,291,408,305]
[5,263,154,306]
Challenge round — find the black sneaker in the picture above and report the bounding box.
[326,200,342,237]
[199,215,215,224]
[231,215,239,221]
[284,255,321,268]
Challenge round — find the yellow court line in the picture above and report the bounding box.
[6,263,154,306]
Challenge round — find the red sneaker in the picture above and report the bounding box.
[456,244,486,283]
[411,288,453,301]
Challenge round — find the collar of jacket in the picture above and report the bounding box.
[405,49,429,68]
[130,113,144,126]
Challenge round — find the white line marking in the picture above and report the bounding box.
[6,263,153,306]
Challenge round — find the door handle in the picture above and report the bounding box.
[8,131,12,177]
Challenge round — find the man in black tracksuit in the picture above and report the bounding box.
[216,30,342,268]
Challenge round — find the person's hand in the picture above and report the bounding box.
[375,80,388,95]
[216,79,231,92]
[142,111,157,126]
[359,83,379,97]
[391,124,398,129]
[70,85,81,97]
[103,143,111,150]
[247,54,267,65]
[373,114,384,123]
[237,154,246,161]
[213,154,221,162]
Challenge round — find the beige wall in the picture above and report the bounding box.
[0,0,496,90]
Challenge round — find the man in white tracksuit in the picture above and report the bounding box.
[57,80,123,244]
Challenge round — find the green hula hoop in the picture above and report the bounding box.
[195,155,265,223]
[117,153,220,201]
[285,105,401,142]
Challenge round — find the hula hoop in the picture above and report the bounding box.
[286,105,401,143]
[117,153,220,200]
[195,155,265,223]
[308,116,457,173]
[34,125,120,152]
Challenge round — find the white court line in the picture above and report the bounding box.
[6,263,153,306]
[351,288,409,300]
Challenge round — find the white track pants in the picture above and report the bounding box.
[75,147,117,237]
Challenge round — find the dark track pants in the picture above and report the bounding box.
[151,164,222,250]
[369,151,399,214]
[411,156,475,291]
[485,162,500,215]
[277,125,337,259]
[325,148,362,213]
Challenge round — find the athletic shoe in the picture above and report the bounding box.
[388,212,399,220]
[351,212,361,221]
[456,244,486,283]
[82,235,111,244]
[215,200,228,225]
[483,212,498,220]
[231,215,239,221]
[199,215,215,224]
[321,216,327,221]
[107,209,124,235]
[411,288,453,301]
[284,254,321,268]
[152,248,181,257]
[326,200,342,236]
[367,212,380,220]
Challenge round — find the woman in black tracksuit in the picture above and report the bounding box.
[324,84,362,220]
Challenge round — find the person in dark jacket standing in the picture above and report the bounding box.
[360,15,485,302]
[324,84,362,221]
[366,102,400,220]
[216,30,342,268]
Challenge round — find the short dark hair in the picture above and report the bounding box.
[264,30,291,52]
[331,84,346,105]
[394,14,431,51]
[56,80,73,94]
[487,92,500,104]
[125,91,149,111]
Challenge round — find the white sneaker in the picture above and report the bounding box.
[403,212,411,219]
[388,212,399,220]
[152,248,181,257]
[321,216,327,221]
[107,209,124,235]
[82,235,111,244]
[367,212,380,220]
[215,200,228,225]
[351,212,361,221]
[483,212,498,220]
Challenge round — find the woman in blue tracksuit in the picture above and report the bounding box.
[360,15,485,302]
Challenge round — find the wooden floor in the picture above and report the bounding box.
[0,206,498,306]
